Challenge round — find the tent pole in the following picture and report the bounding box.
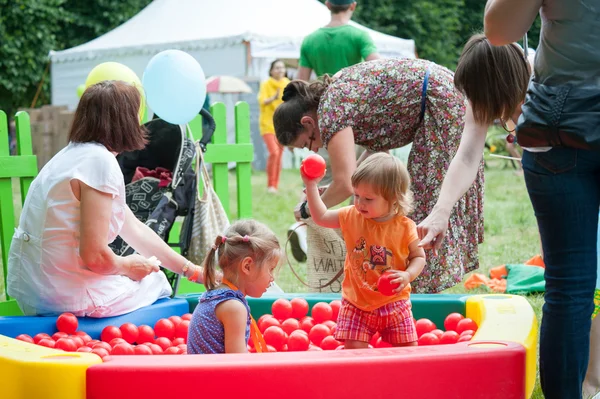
[243,40,251,77]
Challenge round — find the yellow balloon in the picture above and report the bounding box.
[85,62,146,122]
[76,84,86,98]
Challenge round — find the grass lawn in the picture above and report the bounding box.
[230,161,545,398]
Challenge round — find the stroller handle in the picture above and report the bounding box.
[198,108,216,153]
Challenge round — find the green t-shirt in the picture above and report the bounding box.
[299,25,378,77]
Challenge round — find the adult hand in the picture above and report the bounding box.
[416,208,450,256]
[295,184,328,221]
[122,254,161,281]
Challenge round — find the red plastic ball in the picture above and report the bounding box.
[77,346,93,353]
[133,345,153,355]
[308,324,331,347]
[52,331,69,341]
[439,330,460,345]
[69,335,85,348]
[111,343,134,355]
[311,302,333,324]
[16,334,34,344]
[443,312,465,332]
[281,318,301,335]
[320,335,341,350]
[154,318,176,339]
[163,346,181,355]
[56,312,78,335]
[329,300,341,322]
[377,271,400,296]
[418,332,440,346]
[290,298,309,319]
[301,154,326,179]
[100,325,122,343]
[258,317,281,333]
[271,298,293,320]
[458,334,473,342]
[38,338,56,348]
[456,318,478,335]
[287,330,310,352]
[33,333,51,344]
[299,317,316,334]
[154,337,172,351]
[174,320,190,340]
[92,342,112,353]
[55,337,78,352]
[263,326,287,351]
[136,325,155,344]
[415,318,437,337]
[91,347,109,359]
[119,323,139,344]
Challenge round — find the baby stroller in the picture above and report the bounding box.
[109,108,216,294]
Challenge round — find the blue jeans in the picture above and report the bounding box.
[522,148,600,399]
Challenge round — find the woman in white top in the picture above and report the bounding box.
[7,80,204,318]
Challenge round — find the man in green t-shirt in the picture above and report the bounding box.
[296,0,380,81]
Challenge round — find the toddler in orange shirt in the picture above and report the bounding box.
[303,152,426,349]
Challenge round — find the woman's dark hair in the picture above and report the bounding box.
[269,59,287,78]
[454,33,530,125]
[273,76,332,146]
[69,80,147,153]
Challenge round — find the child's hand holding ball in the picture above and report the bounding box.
[300,154,326,185]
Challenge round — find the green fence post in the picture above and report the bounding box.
[207,103,230,218]
[0,111,10,301]
[15,111,36,200]
[234,102,252,219]
[0,111,38,306]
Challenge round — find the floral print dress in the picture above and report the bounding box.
[318,58,484,293]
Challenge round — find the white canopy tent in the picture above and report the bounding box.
[49,0,415,109]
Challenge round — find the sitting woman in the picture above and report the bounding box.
[7,80,204,317]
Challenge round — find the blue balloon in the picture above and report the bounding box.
[142,50,206,125]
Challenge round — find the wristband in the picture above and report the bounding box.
[188,266,200,283]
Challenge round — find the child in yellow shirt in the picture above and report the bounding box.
[303,152,426,348]
[257,60,290,193]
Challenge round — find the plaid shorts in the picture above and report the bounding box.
[334,298,418,345]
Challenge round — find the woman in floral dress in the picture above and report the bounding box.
[273,58,484,293]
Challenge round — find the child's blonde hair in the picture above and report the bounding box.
[203,220,281,290]
[351,153,414,215]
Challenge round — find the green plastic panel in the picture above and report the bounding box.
[178,293,469,328]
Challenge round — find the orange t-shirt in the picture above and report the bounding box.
[338,206,419,311]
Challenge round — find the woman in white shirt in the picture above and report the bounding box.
[7,80,204,318]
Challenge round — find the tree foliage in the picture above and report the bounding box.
[1,0,543,112]
[352,0,464,69]
[0,0,151,113]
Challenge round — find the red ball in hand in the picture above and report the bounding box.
[301,154,326,179]
[378,271,400,296]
